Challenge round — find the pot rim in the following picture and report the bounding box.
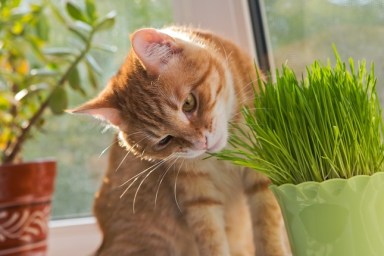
[270,171,384,190]
[0,158,56,169]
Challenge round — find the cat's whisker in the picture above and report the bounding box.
[115,135,152,172]
[231,107,269,119]
[120,176,139,199]
[132,153,176,213]
[119,155,170,188]
[125,131,146,138]
[115,151,130,173]
[154,156,179,208]
[99,140,118,158]
[173,158,185,213]
[126,135,151,154]
[233,77,263,103]
[217,39,232,68]
[230,77,268,120]
[119,156,172,199]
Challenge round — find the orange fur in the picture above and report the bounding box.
[73,26,291,256]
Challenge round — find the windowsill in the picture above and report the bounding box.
[48,217,101,256]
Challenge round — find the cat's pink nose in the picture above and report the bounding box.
[194,136,208,150]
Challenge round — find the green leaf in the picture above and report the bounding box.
[11,21,24,35]
[35,15,49,41]
[49,3,67,25]
[30,69,59,77]
[43,47,78,57]
[92,43,117,53]
[49,86,68,114]
[85,62,98,89]
[68,25,88,42]
[15,84,49,101]
[28,69,59,85]
[67,67,85,95]
[74,20,92,33]
[0,94,12,109]
[94,11,116,31]
[85,0,97,23]
[25,35,46,62]
[66,2,88,23]
[85,54,102,75]
[0,70,21,83]
[68,68,80,87]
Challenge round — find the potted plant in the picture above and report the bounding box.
[216,51,384,256]
[0,0,115,254]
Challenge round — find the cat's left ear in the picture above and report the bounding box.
[67,94,122,126]
[131,28,182,75]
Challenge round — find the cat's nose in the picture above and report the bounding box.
[193,136,208,150]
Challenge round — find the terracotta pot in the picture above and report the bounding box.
[0,160,56,256]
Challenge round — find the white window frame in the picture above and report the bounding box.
[48,1,255,255]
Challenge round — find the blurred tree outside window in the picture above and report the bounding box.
[262,0,384,103]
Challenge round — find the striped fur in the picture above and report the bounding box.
[74,27,291,256]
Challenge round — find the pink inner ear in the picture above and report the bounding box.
[73,107,122,126]
[131,28,181,74]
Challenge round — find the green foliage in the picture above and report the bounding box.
[216,50,384,185]
[264,0,384,49]
[0,0,115,164]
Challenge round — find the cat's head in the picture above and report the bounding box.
[71,28,236,160]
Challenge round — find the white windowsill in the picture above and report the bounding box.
[48,217,101,256]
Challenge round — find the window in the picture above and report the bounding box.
[251,0,384,101]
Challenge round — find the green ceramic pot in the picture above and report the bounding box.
[270,172,384,256]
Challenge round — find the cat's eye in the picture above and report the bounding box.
[182,93,197,113]
[157,135,173,148]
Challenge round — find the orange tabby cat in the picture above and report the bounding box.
[72,27,290,256]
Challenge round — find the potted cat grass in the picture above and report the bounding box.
[216,51,384,256]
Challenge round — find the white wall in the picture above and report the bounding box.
[172,0,257,61]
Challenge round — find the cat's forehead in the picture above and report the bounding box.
[159,54,220,100]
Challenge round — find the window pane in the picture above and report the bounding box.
[24,0,173,219]
[262,0,384,102]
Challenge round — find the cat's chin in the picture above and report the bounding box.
[176,150,207,159]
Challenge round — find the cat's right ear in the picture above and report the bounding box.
[131,28,181,75]
[68,98,122,127]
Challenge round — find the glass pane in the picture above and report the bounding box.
[262,0,384,102]
[24,0,173,219]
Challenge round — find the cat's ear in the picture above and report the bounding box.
[68,98,122,126]
[131,28,181,75]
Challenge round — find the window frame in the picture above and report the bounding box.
[248,0,272,73]
[48,0,256,255]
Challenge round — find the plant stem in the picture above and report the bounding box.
[3,32,94,164]
[3,76,20,159]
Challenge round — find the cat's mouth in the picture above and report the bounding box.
[177,136,225,158]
